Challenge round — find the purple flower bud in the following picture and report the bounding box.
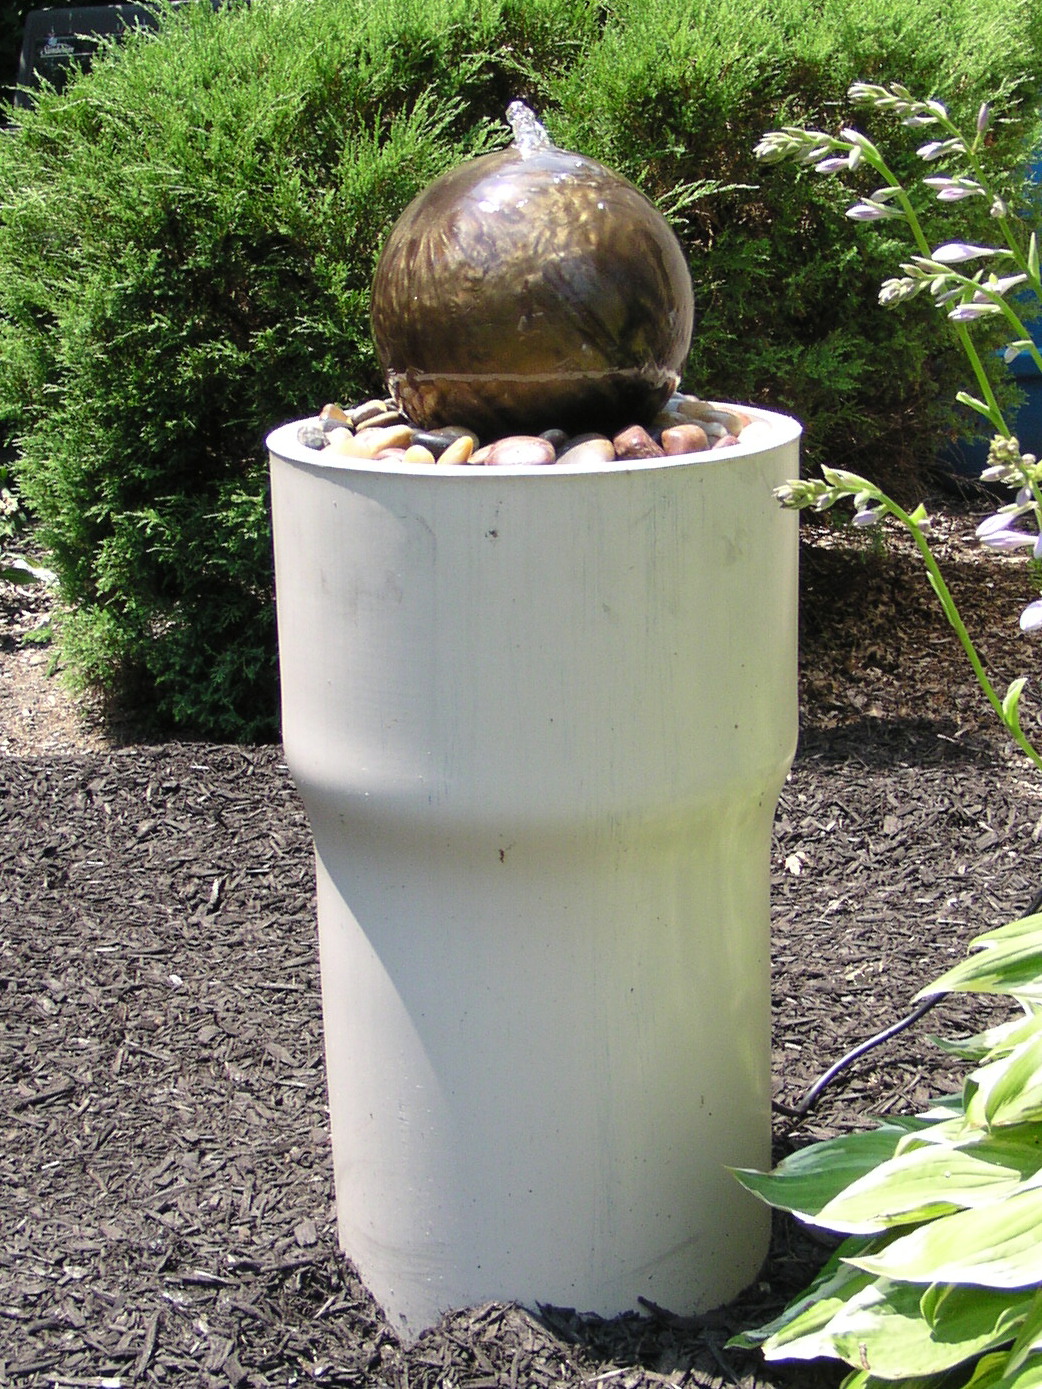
[932,242,1005,263]
[976,513,1035,549]
[977,102,991,134]
[918,136,966,161]
[852,507,883,527]
[980,463,1016,482]
[813,157,851,173]
[986,274,1028,298]
[1020,600,1042,632]
[948,303,1001,322]
[937,185,982,201]
[1004,340,1033,363]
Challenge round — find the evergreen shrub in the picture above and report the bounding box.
[0,0,1040,739]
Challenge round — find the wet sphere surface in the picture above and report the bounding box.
[370,143,695,438]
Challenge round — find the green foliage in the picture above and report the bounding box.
[1,0,1041,736]
[732,915,1042,1388]
[550,0,1042,493]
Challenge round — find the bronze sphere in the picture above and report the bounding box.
[370,105,695,439]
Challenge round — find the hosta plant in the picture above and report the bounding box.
[731,82,1042,1388]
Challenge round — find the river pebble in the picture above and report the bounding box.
[438,435,475,465]
[661,423,709,455]
[613,425,664,460]
[480,435,557,467]
[556,434,616,466]
[293,392,754,466]
[404,443,437,465]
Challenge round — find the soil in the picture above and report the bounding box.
[4,491,1042,1387]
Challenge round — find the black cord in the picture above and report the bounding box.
[775,995,941,1123]
[776,883,1042,1125]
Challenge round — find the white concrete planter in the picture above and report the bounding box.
[267,405,801,1337]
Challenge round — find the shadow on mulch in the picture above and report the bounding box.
[3,717,1041,1386]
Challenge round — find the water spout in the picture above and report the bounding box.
[506,100,553,157]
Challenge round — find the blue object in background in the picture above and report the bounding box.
[941,344,1042,478]
[939,149,1042,482]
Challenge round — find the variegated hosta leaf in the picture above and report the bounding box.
[957,1347,1042,1389]
[760,1276,1034,1376]
[811,1132,1042,1233]
[965,1033,1042,1128]
[732,1125,924,1218]
[934,1009,1042,1064]
[920,917,1042,999]
[848,1188,1042,1287]
[839,1372,946,1389]
[1001,1287,1042,1382]
[729,1238,877,1352]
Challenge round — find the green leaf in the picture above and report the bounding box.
[728,1239,876,1352]
[847,1187,1042,1286]
[732,1126,912,1219]
[1005,1288,1042,1380]
[933,1011,1042,1063]
[920,917,1042,999]
[961,1349,1042,1389]
[966,1033,1042,1128]
[1003,678,1029,734]
[979,918,1042,943]
[839,1373,945,1389]
[813,1133,1042,1233]
[766,1276,1033,1377]
[1003,1352,1042,1389]
[956,390,995,420]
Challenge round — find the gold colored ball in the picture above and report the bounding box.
[370,136,694,438]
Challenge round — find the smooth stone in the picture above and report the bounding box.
[734,419,774,449]
[328,424,414,458]
[321,415,351,435]
[540,428,569,451]
[438,435,476,465]
[556,434,616,466]
[411,427,479,458]
[483,435,556,467]
[613,425,664,459]
[325,427,356,453]
[320,402,351,425]
[663,397,748,435]
[357,408,407,431]
[403,444,438,465]
[712,433,741,449]
[654,412,729,440]
[297,422,327,450]
[349,398,391,427]
[661,424,710,455]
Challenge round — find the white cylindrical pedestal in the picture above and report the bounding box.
[267,407,800,1337]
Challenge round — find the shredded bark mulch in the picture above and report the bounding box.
[4,498,1042,1387]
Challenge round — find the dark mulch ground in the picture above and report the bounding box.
[4,497,1042,1387]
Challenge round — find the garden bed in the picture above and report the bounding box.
[3,498,1042,1386]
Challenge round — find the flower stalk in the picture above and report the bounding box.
[761,81,1042,766]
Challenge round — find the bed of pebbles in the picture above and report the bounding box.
[294,392,752,467]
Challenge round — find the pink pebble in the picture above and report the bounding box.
[661,424,710,455]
